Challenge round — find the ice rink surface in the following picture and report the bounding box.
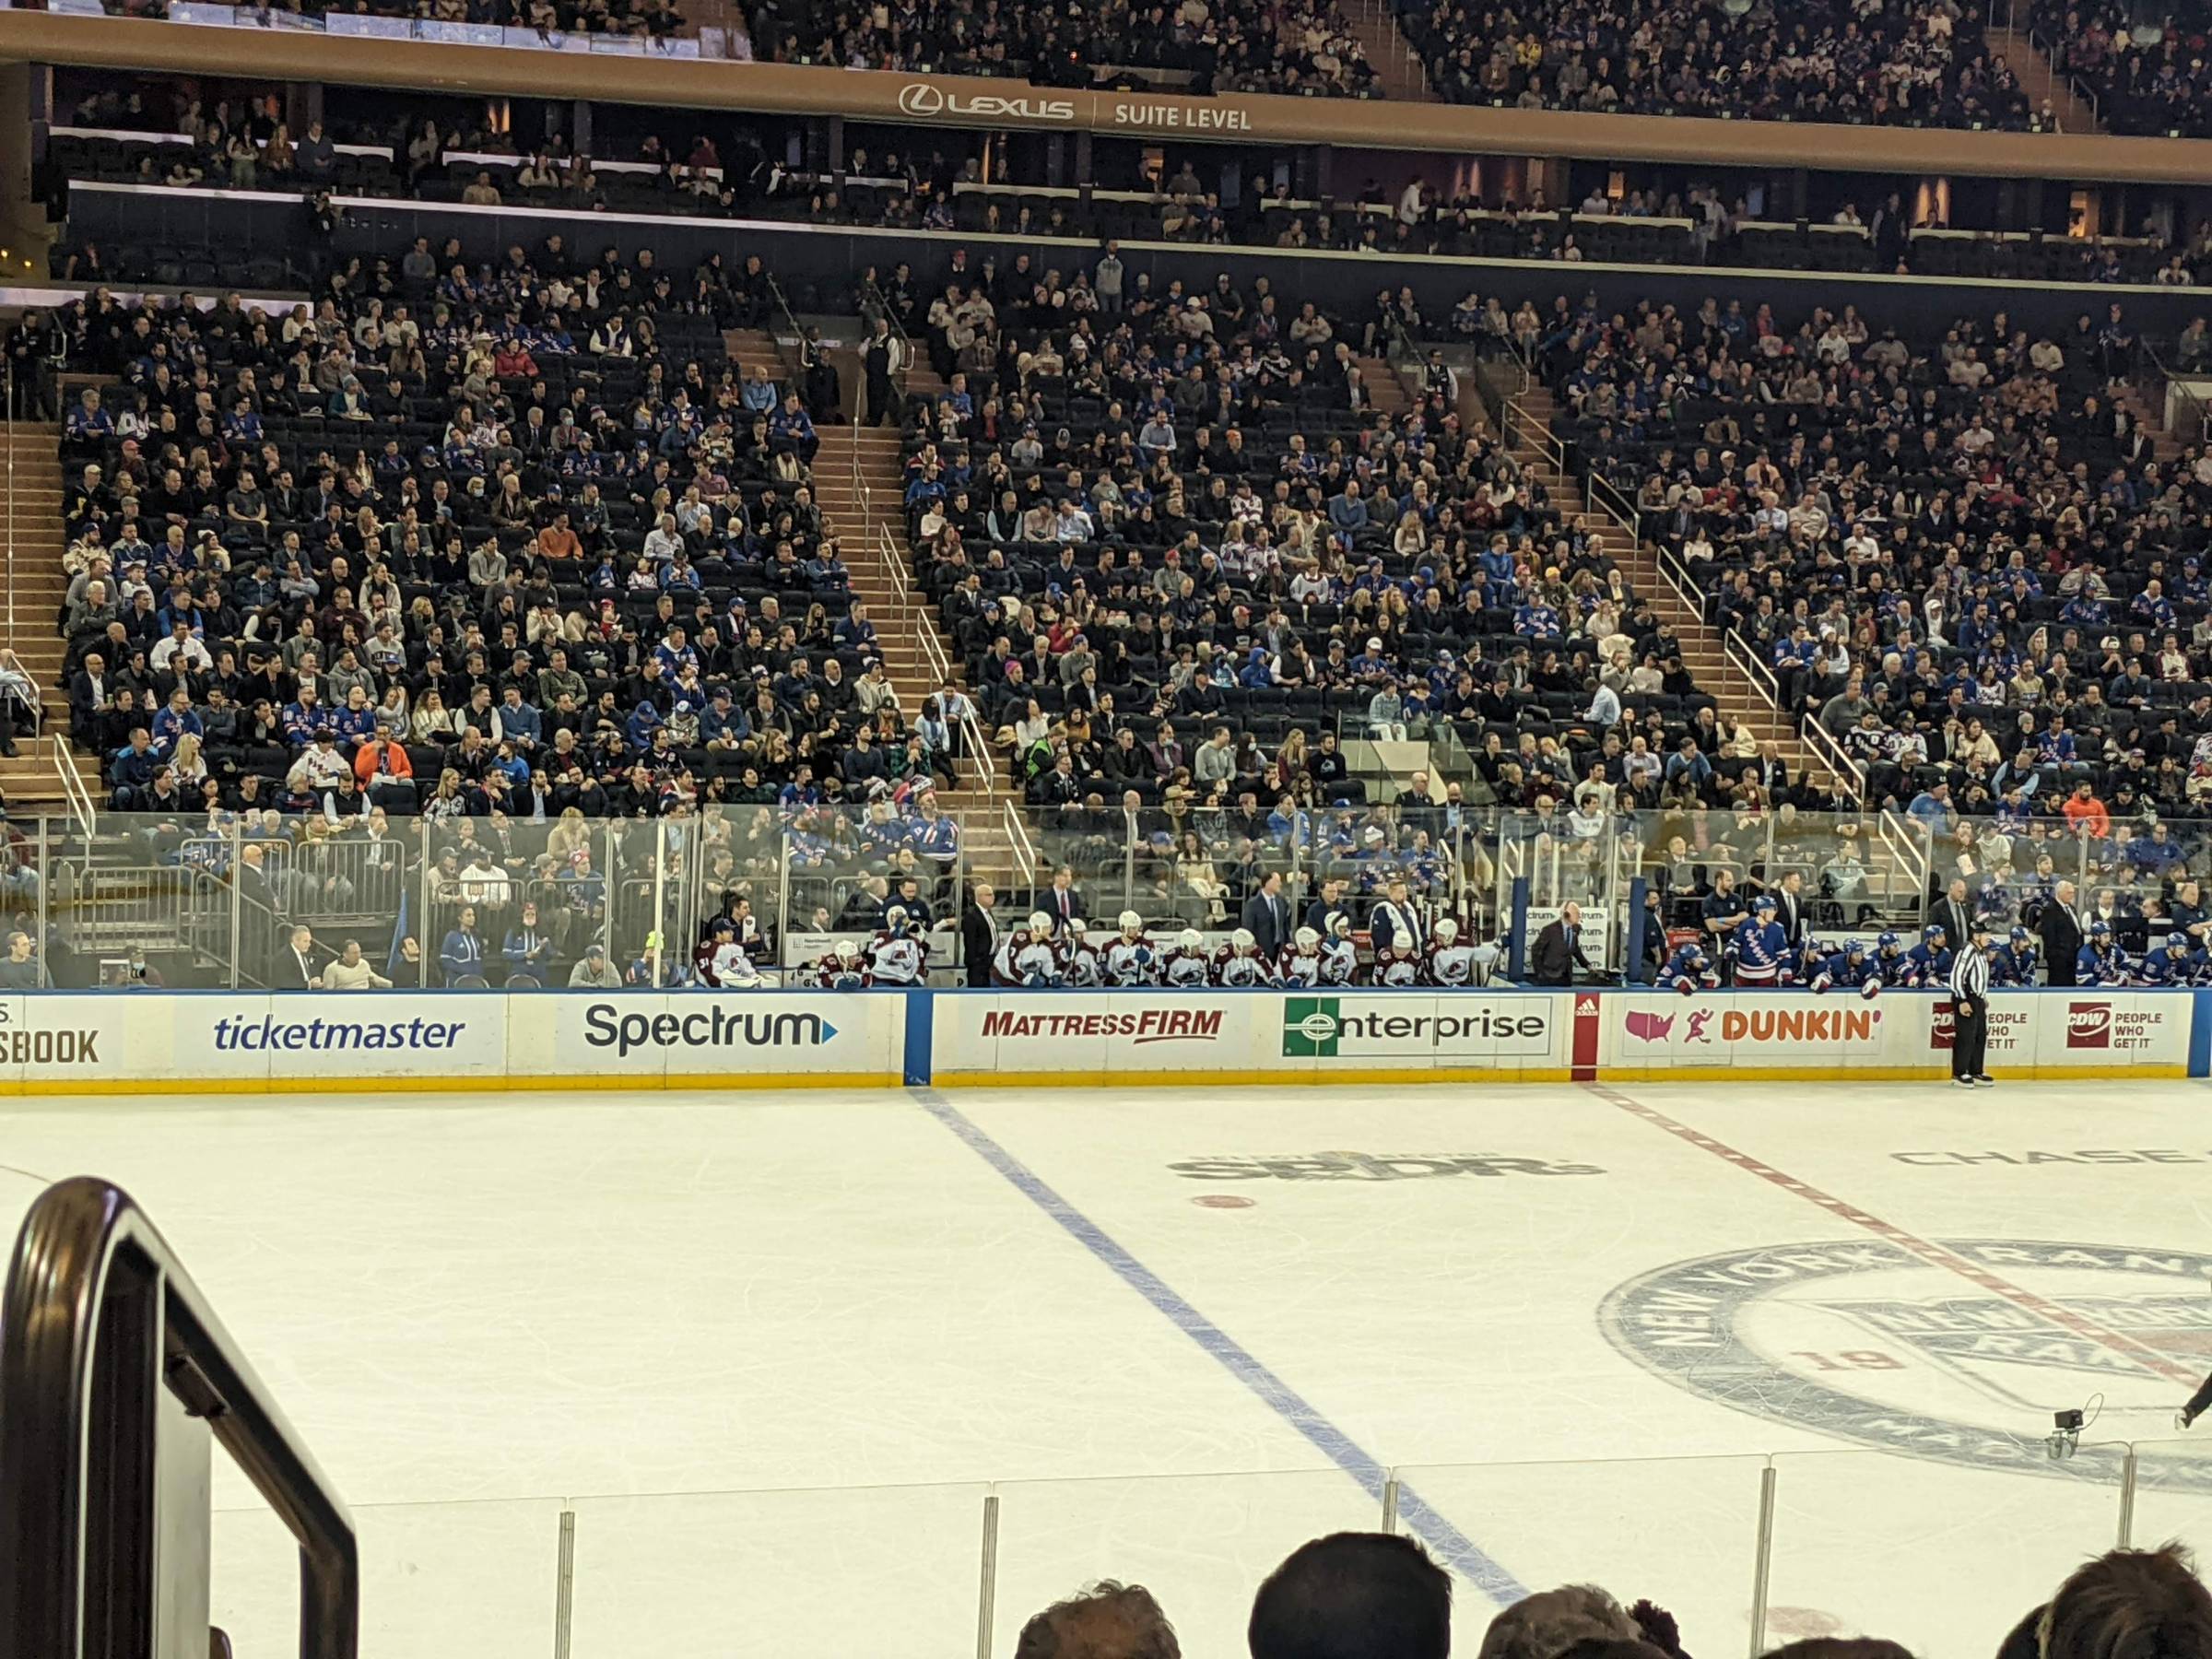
[6,1077,2212,1658]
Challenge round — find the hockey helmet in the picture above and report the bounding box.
[1177,928,1204,951]
[835,939,861,963]
[1067,917,1088,937]
[1118,910,1144,936]
[1028,911,1053,935]
[1294,926,1321,951]
[2091,919,2113,940]
[884,904,908,932]
[1230,927,1257,952]
[1435,917,1460,944]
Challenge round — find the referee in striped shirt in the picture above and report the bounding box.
[1948,921,1995,1088]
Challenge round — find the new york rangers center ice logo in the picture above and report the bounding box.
[1602,1239,2212,1489]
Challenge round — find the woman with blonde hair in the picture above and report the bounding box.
[547,806,591,865]
[170,732,209,788]
[1271,728,1312,798]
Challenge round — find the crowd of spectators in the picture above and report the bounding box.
[65,0,685,38]
[1397,0,2041,128]
[883,241,1870,929]
[1523,281,2212,928]
[10,224,995,982]
[740,0,1377,95]
[2032,1,2212,136]
[1016,1535,2212,1659]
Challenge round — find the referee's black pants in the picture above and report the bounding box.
[1949,997,1988,1079]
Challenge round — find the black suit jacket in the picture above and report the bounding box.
[2037,900,2081,985]
[1240,889,1292,958]
[1936,897,1975,954]
[1773,888,1805,946]
[1038,884,1083,933]
[1529,919,1592,986]
[960,902,998,987]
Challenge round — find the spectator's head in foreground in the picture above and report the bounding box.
[2041,1546,2212,1659]
[1477,1585,1643,1659]
[1251,1533,1451,1659]
[1016,1581,1180,1659]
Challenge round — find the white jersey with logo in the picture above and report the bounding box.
[1064,940,1104,988]
[1318,938,1359,985]
[1102,936,1159,986]
[994,931,1063,986]
[866,933,928,986]
[702,941,756,986]
[1162,946,1213,988]
[1216,948,1277,988]
[1424,943,1479,986]
[1279,948,1324,988]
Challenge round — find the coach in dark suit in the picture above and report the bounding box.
[961,883,999,987]
[1239,870,1294,959]
[1529,902,1593,986]
[1035,865,1084,936]
[2037,879,2081,986]
[1934,878,1976,964]
[1771,869,1808,947]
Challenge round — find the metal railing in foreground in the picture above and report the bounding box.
[0,1176,358,1659]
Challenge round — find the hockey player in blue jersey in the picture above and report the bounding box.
[1781,935,1827,988]
[1991,925,2041,987]
[1904,923,1953,989]
[1874,931,1920,987]
[1663,941,1719,994]
[2077,919,2131,986]
[1730,895,1789,986]
[1811,938,1881,997]
[2138,936,2204,987]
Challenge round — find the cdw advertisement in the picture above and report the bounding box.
[1599,990,2186,1077]
[932,991,1566,1082]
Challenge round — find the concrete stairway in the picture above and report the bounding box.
[1359,356,1411,418]
[810,416,1037,897]
[1342,0,1434,101]
[2115,381,2187,465]
[1496,385,1841,794]
[722,326,791,391]
[1989,27,2101,134]
[1,421,79,813]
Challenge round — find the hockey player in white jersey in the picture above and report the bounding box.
[866,905,930,987]
[1162,928,1215,987]
[1062,918,1105,987]
[1423,917,1480,986]
[1318,915,1360,986]
[993,912,1065,986]
[1101,912,1159,986]
[1216,927,1278,987]
[1280,926,1326,988]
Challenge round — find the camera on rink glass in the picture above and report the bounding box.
[2047,1408,2086,1461]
